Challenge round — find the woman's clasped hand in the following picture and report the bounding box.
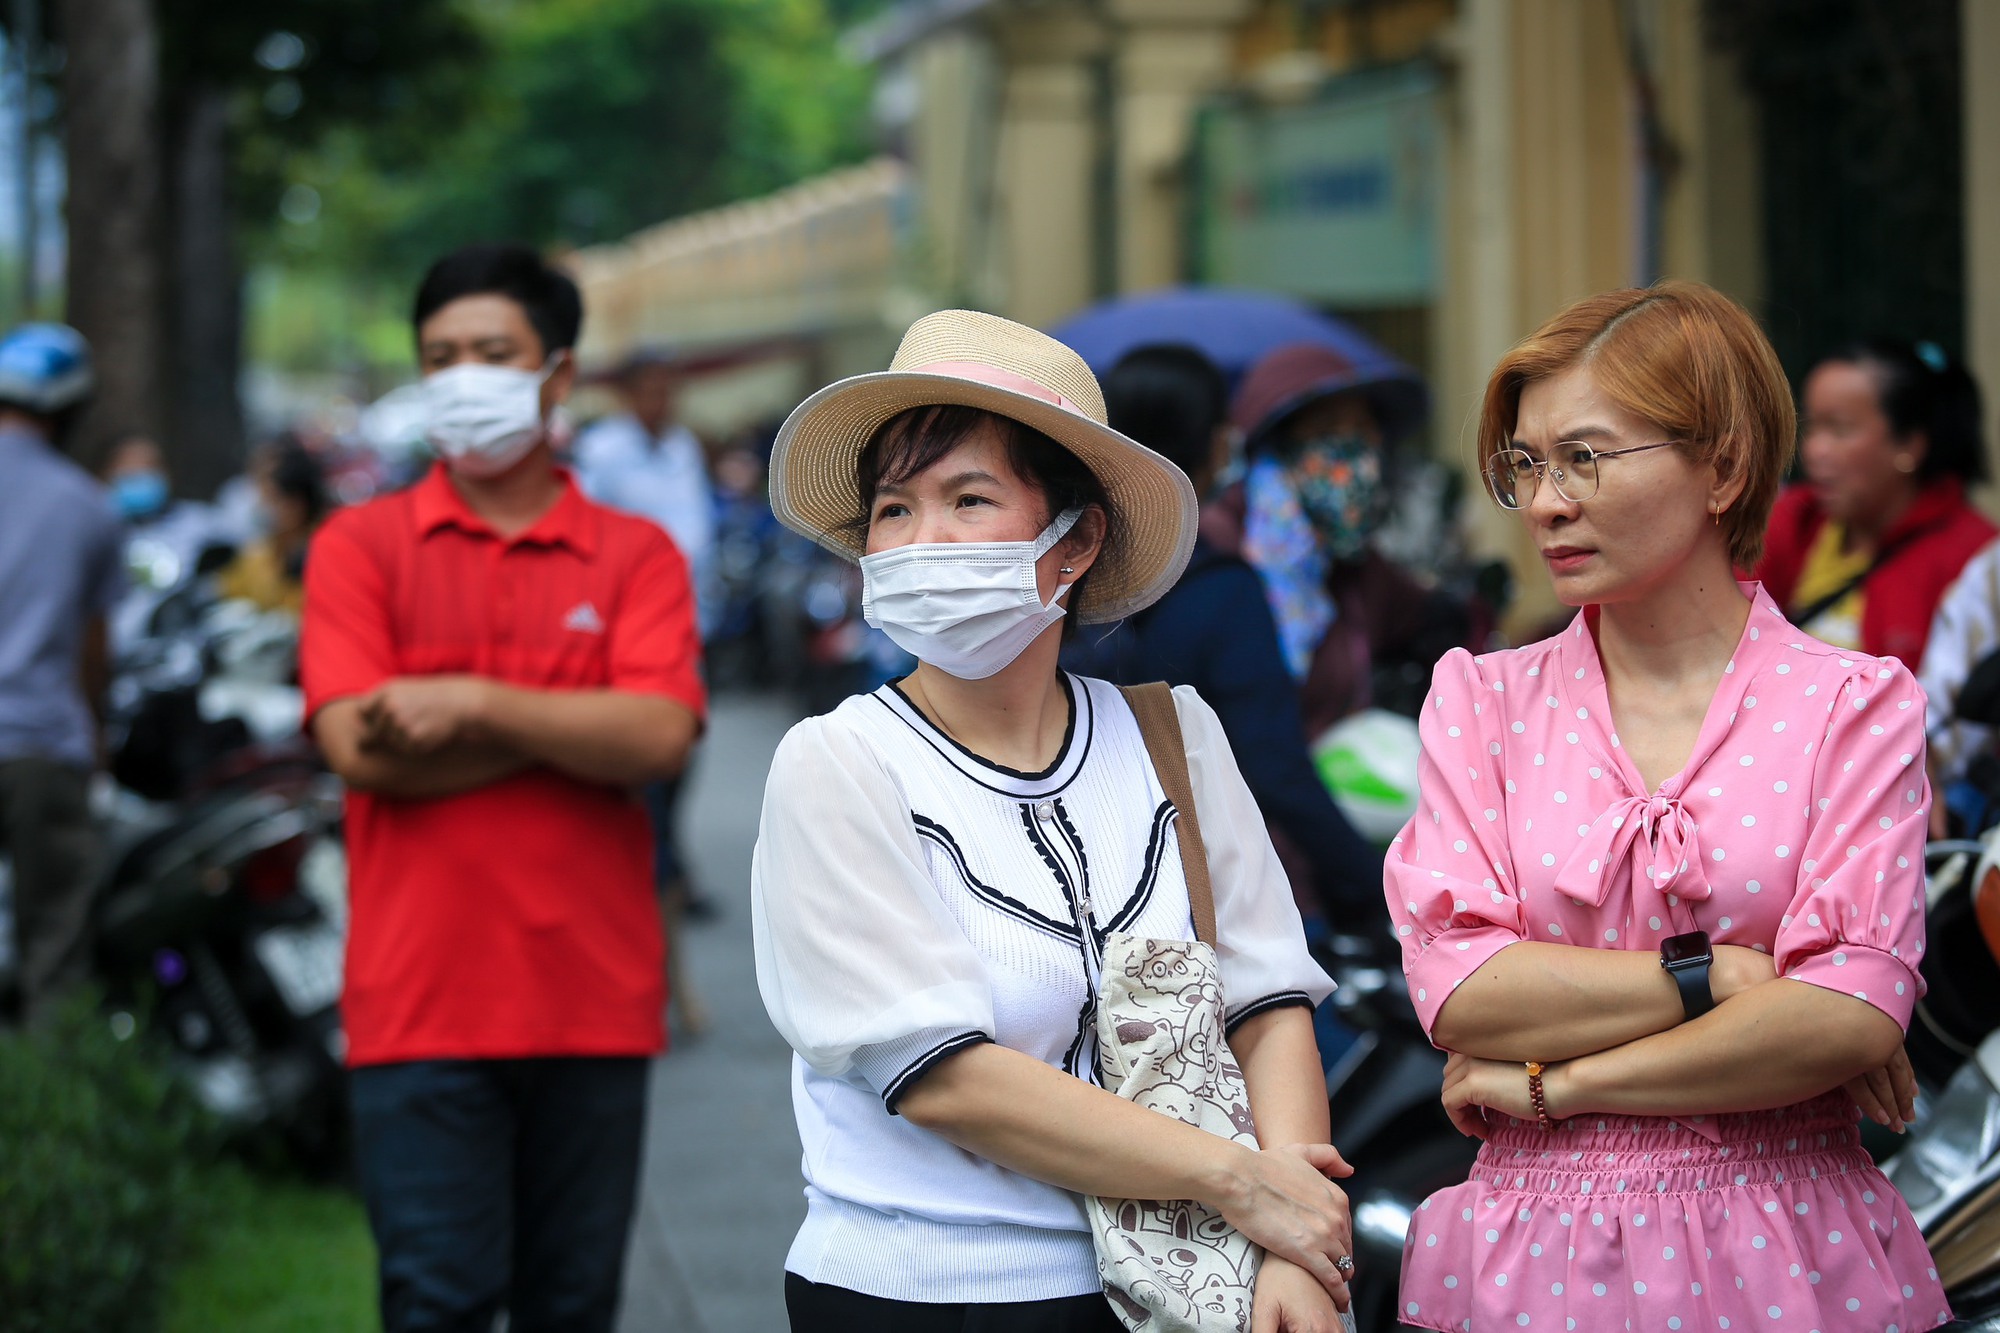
[1223,1141,1356,1313]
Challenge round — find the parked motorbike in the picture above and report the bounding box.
[1883,829,2000,1328]
[91,576,351,1171]
[1315,929,1480,1333]
[94,765,349,1170]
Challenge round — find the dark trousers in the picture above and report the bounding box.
[349,1057,650,1333]
[784,1273,1123,1333]
[0,757,97,1023]
[641,776,684,889]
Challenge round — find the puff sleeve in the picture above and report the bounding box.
[1777,659,1931,1029]
[1172,686,1335,1029]
[751,715,996,1112]
[1385,649,1526,1039]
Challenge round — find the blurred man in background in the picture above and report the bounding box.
[574,346,717,629]
[574,346,719,933]
[0,324,123,1025]
[302,245,704,1333]
[101,432,228,558]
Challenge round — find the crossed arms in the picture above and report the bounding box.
[312,674,700,799]
[1430,941,1912,1134]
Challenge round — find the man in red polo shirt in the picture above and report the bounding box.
[302,244,703,1333]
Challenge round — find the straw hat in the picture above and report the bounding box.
[769,309,1199,624]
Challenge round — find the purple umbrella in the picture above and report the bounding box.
[1050,286,1428,442]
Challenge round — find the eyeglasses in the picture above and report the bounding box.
[1483,440,1684,509]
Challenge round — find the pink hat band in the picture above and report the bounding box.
[915,360,1088,419]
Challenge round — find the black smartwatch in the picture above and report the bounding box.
[1660,931,1715,1021]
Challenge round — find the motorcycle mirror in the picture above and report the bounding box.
[194,542,238,577]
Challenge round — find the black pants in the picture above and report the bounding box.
[641,776,685,888]
[0,757,97,1023]
[350,1057,649,1333]
[784,1273,1122,1333]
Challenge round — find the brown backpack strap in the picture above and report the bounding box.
[1118,682,1216,948]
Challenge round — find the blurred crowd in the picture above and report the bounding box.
[13,299,2000,1011]
[8,250,2000,1329]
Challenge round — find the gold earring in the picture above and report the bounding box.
[1712,508,1720,526]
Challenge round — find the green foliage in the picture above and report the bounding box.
[164,1166,375,1333]
[155,0,487,228]
[0,1000,219,1333]
[251,0,873,373]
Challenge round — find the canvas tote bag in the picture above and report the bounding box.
[1087,684,1264,1332]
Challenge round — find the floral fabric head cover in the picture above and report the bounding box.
[1288,435,1383,560]
[1242,455,1337,678]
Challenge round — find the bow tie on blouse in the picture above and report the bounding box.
[1552,793,1711,908]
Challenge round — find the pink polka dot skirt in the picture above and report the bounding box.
[1397,1094,1950,1332]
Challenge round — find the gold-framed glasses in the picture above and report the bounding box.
[1483,440,1684,509]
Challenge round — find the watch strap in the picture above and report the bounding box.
[1665,953,1715,1021]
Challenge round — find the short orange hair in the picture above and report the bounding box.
[1478,280,1796,569]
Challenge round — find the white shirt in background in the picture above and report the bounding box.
[1919,535,2000,783]
[574,413,718,633]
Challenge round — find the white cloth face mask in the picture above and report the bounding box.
[860,506,1085,680]
[422,357,560,479]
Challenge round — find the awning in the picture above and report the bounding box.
[567,157,909,372]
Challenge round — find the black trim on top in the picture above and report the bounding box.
[887,672,1078,780]
[1062,992,1097,1084]
[1103,800,1176,939]
[1021,801,1100,973]
[1224,991,1314,1037]
[883,1031,993,1115]
[912,813,1079,943]
[871,674,1094,798]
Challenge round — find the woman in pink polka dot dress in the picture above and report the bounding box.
[1387,282,1949,1333]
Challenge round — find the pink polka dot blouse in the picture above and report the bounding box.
[1385,584,1948,1332]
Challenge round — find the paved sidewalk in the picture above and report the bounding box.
[617,691,807,1333]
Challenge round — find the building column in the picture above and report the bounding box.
[1440,0,1537,629]
[1442,0,1644,636]
[986,7,1108,329]
[1967,0,2000,515]
[1652,0,1763,311]
[1103,0,1254,295]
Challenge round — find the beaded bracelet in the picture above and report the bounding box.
[1525,1061,1554,1131]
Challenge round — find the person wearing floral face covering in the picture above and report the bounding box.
[1203,343,1482,737]
[300,244,706,1333]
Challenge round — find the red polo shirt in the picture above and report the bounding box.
[301,465,705,1066]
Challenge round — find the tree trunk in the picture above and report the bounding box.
[56,0,163,470]
[163,81,242,497]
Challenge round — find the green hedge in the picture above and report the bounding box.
[0,1001,217,1333]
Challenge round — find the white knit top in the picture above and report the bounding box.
[751,674,1335,1303]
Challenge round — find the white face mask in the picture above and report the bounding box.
[422,357,560,478]
[861,506,1084,680]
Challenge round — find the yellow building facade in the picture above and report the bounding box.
[573,0,2000,635]
[869,0,2000,632]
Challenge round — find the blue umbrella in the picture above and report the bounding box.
[1050,286,1428,442]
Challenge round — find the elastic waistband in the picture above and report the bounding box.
[1471,1095,1870,1198]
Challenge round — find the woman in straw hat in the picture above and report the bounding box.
[752,310,1355,1331]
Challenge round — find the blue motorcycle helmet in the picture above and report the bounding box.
[0,322,95,418]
